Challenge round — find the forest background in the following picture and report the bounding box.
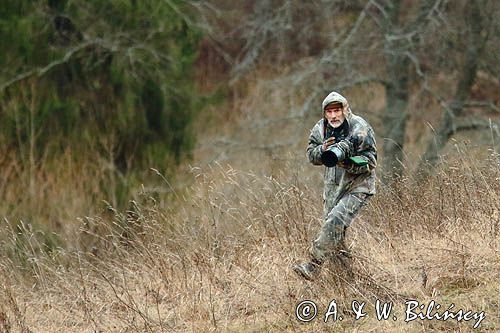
[0,0,498,332]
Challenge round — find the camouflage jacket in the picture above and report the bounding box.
[306,94,377,206]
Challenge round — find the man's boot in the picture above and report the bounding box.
[292,258,322,281]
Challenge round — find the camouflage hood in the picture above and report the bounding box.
[321,91,353,120]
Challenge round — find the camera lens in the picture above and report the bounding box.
[321,146,344,167]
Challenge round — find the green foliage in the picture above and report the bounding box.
[0,0,201,172]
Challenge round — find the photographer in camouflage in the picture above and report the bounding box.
[293,91,377,280]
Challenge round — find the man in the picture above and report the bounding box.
[293,91,377,280]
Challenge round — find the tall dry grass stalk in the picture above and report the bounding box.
[0,148,498,332]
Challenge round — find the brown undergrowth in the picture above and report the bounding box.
[0,150,498,332]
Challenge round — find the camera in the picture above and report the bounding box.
[320,126,348,168]
[321,145,347,167]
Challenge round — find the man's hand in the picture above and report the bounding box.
[322,137,335,151]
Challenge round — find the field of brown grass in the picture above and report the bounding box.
[0,150,498,332]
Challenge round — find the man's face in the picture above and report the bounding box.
[324,103,345,128]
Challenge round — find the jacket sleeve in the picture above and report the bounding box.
[306,124,324,165]
[338,124,377,174]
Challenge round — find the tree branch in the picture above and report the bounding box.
[463,101,500,114]
[451,117,500,136]
[0,41,95,92]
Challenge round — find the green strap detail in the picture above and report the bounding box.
[349,156,368,166]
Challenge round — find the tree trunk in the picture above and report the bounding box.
[380,0,445,183]
[381,49,410,182]
[418,0,486,179]
[380,0,410,182]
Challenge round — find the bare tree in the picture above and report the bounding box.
[417,0,499,178]
[376,0,444,181]
[203,1,442,178]
[196,0,499,180]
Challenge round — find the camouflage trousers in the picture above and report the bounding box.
[310,192,370,262]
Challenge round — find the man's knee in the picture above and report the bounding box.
[327,193,368,226]
[314,193,370,261]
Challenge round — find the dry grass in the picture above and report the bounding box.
[0,66,498,332]
[0,150,498,332]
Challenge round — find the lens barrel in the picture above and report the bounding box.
[321,146,344,167]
